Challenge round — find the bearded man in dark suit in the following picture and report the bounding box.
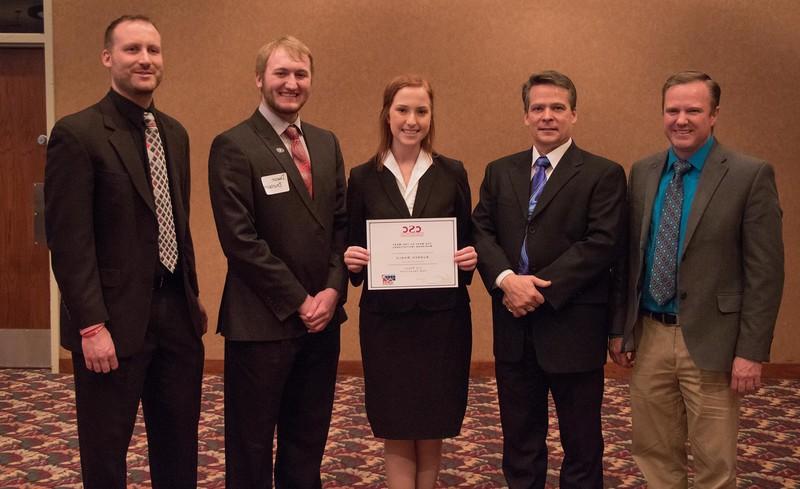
[45,15,206,489]
[208,36,347,489]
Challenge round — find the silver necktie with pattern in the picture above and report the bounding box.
[143,111,178,272]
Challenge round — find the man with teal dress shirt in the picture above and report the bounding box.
[610,71,784,488]
[639,136,713,317]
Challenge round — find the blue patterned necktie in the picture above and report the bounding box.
[649,159,693,305]
[517,156,551,274]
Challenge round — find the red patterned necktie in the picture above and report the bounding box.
[143,111,178,272]
[284,124,313,197]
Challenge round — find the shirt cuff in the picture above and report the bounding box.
[495,269,514,289]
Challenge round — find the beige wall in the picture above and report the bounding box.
[53,1,800,364]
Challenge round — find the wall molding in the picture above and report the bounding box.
[0,330,50,368]
[59,359,800,380]
[0,33,45,45]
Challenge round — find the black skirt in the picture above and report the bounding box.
[359,303,472,439]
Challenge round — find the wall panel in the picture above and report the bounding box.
[53,1,800,364]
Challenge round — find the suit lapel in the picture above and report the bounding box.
[305,127,327,213]
[411,159,438,217]
[302,125,332,227]
[639,152,667,249]
[248,112,324,227]
[508,152,533,219]
[378,165,412,218]
[157,111,187,242]
[680,143,728,256]
[102,98,156,215]
[531,143,581,220]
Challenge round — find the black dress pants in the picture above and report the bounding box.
[224,328,340,489]
[495,324,605,489]
[72,279,204,489]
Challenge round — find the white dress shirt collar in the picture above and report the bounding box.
[259,100,303,136]
[531,138,572,176]
[383,150,434,214]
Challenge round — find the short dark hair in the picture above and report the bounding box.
[104,15,157,49]
[521,70,577,111]
[662,71,721,110]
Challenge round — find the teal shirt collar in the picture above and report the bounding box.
[667,136,715,171]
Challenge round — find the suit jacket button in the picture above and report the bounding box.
[680,291,687,300]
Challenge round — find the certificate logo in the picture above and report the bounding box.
[382,274,396,285]
[401,224,423,236]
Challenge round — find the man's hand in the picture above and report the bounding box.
[454,246,478,271]
[608,337,635,368]
[499,274,551,317]
[298,294,318,325]
[304,288,339,333]
[81,324,119,373]
[344,246,369,273]
[731,356,762,394]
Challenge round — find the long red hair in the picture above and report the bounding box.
[375,74,435,166]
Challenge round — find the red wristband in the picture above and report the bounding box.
[80,325,104,338]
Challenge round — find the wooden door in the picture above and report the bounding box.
[0,47,49,366]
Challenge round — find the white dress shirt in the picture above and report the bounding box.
[382,150,434,215]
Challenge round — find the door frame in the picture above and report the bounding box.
[1,0,59,372]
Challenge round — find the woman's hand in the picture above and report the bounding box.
[344,246,370,273]
[454,246,478,271]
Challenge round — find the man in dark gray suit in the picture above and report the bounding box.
[610,71,784,488]
[45,15,206,489]
[208,35,347,489]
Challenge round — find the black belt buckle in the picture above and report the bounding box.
[644,310,679,325]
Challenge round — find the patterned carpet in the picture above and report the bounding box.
[1,369,798,488]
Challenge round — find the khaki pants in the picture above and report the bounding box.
[630,316,740,489]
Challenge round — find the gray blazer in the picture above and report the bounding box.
[618,141,783,371]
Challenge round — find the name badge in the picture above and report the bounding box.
[261,172,290,195]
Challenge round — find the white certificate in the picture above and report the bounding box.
[366,217,458,290]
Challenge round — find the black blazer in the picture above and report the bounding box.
[347,154,473,313]
[209,110,348,341]
[45,92,203,357]
[472,142,626,372]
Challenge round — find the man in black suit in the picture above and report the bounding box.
[208,35,347,489]
[44,15,206,489]
[472,71,626,488]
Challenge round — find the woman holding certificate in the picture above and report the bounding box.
[344,75,477,488]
